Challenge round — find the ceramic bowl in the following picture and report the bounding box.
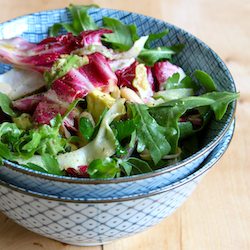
[0,120,235,246]
[0,8,237,198]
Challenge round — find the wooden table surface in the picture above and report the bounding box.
[0,0,249,249]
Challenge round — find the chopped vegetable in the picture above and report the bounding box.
[0,4,239,178]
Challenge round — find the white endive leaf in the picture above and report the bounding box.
[0,67,46,100]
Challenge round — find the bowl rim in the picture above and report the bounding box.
[1,7,237,183]
[0,119,235,203]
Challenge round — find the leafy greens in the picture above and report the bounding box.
[0,4,239,179]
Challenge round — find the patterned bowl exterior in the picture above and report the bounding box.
[0,121,235,246]
[0,8,237,198]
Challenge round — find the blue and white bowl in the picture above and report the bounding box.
[0,8,237,199]
[0,120,235,246]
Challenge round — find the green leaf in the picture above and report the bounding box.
[126,157,153,175]
[62,98,85,120]
[149,92,239,152]
[144,29,169,49]
[111,119,137,142]
[0,110,70,161]
[194,70,218,92]
[114,139,128,156]
[22,131,41,152]
[102,16,138,50]
[0,142,15,161]
[110,118,138,157]
[89,108,108,141]
[180,134,199,159]
[49,113,62,128]
[41,154,64,176]
[138,44,185,66]
[117,158,132,176]
[132,104,171,165]
[0,122,23,160]
[154,88,194,102]
[69,4,99,31]
[87,157,120,179]
[201,91,240,120]
[0,122,23,140]
[79,117,94,142]
[178,121,196,139]
[49,4,99,36]
[179,75,201,92]
[49,23,76,37]
[165,73,200,92]
[21,163,50,174]
[0,92,18,117]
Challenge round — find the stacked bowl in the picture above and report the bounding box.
[0,8,237,246]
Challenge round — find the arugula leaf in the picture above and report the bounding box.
[194,70,218,92]
[0,92,18,117]
[165,73,201,92]
[131,103,171,165]
[87,157,120,179]
[125,157,153,175]
[101,16,138,50]
[149,92,239,152]
[62,98,85,120]
[178,121,196,139]
[144,29,169,49]
[49,4,99,36]
[138,44,185,66]
[201,91,239,120]
[69,4,99,31]
[180,134,199,159]
[116,157,153,176]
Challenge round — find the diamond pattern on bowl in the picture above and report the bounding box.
[0,177,200,245]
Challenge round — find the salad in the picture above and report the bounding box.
[0,4,239,179]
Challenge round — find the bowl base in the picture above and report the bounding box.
[59,239,112,246]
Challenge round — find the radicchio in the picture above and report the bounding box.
[0,29,113,73]
[32,52,117,127]
[12,93,44,112]
[153,60,186,90]
[66,165,89,178]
